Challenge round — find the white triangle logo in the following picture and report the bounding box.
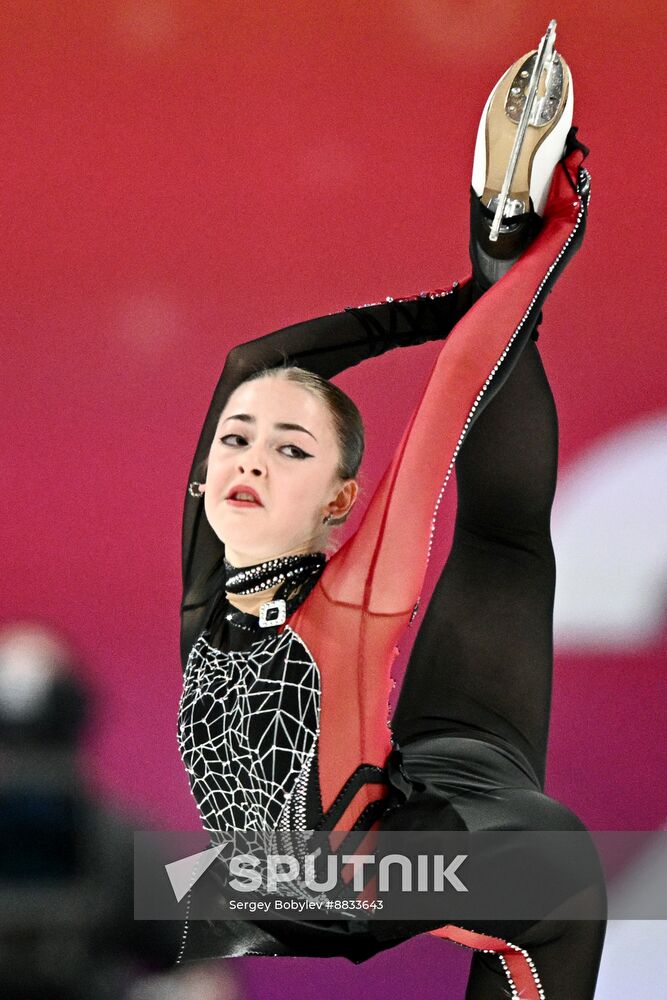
[165,843,226,902]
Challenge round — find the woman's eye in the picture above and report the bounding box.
[279,444,312,460]
[219,434,247,447]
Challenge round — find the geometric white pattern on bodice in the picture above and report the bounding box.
[177,626,321,838]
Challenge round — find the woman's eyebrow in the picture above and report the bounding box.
[221,413,318,442]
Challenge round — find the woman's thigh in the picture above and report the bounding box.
[390,518,557,788]
[391,342,559,788]
[371,737,606,945]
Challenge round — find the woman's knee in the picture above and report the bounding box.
[509,789,607,920]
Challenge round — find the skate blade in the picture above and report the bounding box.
[482,19,570,239]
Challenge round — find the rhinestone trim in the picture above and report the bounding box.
[174,853,202,965]
[225,553,325,596]
[345,283,458,311]
[438,926,546,999]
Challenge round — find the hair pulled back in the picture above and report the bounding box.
[196,365,365,531]
[242,365,364,483]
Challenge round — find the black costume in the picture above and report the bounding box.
[176,138,606,998]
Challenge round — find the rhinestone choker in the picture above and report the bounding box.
[224,552,326,596]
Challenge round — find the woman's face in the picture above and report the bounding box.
[202,376,357,566]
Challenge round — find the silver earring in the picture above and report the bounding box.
[322,513,333,525]
[188,482,203,497]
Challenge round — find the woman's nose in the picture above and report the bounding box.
[237,444,266,476]
[237,461,264,476]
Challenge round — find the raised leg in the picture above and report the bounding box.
[391,326,558,788]
[387,240,606,1000]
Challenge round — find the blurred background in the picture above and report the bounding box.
[1,1,665,997]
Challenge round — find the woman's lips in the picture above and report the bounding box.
[226,485,264,506]
[226,498,263,508]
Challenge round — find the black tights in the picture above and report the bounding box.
[389,330,607,998]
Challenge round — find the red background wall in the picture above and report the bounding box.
[2,3,665,997]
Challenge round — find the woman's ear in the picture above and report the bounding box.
[326,479,358,521]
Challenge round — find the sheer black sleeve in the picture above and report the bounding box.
[180,280,473,669]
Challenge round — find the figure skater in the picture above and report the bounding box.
[176,22,607,999]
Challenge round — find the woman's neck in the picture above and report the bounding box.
[225,582,284,618]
